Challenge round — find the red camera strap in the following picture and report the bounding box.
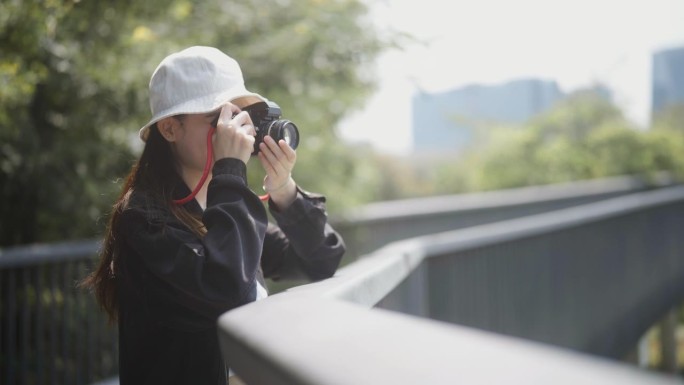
[173,126,269,205]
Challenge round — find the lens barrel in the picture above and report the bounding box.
[268,120,299,150]
[251,120,299,155]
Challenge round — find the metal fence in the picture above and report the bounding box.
[377,187,684,360]
[0,175,679,384]
[0,240,117,385]
[333,173,675,260]
[217,185,684,384]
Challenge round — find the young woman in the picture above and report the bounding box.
[81,46,346,385]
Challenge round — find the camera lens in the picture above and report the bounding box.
[268,120,299,150]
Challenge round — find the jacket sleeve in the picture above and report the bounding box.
[118,158,268,325]
[260,188,346,282]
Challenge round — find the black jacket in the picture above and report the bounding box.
[116,158,345,384]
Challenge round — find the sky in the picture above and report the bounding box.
[337,0,684,155]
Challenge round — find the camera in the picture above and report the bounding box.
[213,101,300,156]
[212,101,299,155]
[245,101,300,155]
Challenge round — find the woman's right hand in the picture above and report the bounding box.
[212,103,256,164]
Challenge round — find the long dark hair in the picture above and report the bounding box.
[80,123,206,323]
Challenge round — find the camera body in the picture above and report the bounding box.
[210,100,300,155]
[244,101,300,155]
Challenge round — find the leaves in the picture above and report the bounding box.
[426,94,684,194]
[0,0,391,245]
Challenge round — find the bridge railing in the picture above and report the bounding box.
[0,240,117,385]
[333,172,676,260]
[217,185,684,384]
[0,174,678,384]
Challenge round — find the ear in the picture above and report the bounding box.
[157,117,178,142]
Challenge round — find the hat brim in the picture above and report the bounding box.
[138,90,266,141]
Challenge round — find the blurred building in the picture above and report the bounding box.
[411,79,613,155]
[652,45,684,116]
[411,78,563,155]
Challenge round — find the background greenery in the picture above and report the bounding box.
[0,0,399,245]
[1,0,683,247]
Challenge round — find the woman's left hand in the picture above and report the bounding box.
[258,136,297,209]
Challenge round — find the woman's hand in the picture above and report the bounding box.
[212,103,256,164]
[258,136,297,209]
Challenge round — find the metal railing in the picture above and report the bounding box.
[0,240,117,385]
[333,173,676,260]
[217,185,684,384]
[0,174,679,384]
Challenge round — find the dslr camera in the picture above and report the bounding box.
[243,100,299,155]
[213,101,300,156]
[244,101,300,155]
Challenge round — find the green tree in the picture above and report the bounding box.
[0,0,159,245]
[424,91,684,193]
[652,103,684,133]
[1,0,393,246]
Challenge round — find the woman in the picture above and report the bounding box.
[81,46,345,385]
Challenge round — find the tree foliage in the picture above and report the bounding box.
[0,0,158,245]
[1,0,393,246]
[5,1,681,247]
[424,92,684,195]
[652,103,684,133]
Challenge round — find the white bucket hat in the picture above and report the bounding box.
[138,46,266,141]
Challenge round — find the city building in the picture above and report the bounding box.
[652,45,684,118]
[412,78,568,155]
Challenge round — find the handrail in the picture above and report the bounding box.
[1,175,681,385]
[280,185,684,308]
[333,172,675,224]
[217,185,684,384]
[0,239,115,385]
[0,238,101,268]
[331,173,677,259]
[219,296,682,385]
